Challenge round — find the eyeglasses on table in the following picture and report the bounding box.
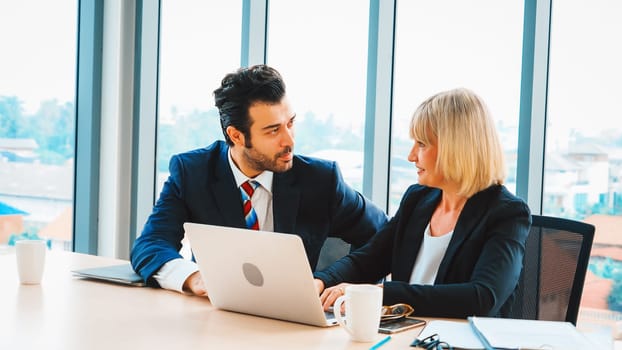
[410,333,453,350]
[380,303,415,321]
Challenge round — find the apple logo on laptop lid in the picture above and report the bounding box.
[242,262,264,287]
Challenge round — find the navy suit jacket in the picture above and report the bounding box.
[314,184,531,318]
[131,141,388,286]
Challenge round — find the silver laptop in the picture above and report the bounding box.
[72,263,146,287]
[184,222,338,327]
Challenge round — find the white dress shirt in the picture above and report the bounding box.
[154,149,274,293]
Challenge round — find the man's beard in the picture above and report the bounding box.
[242,145,293,173]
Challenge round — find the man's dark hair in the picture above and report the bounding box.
[213,64,286,146]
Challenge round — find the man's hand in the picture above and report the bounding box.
[183,271,208,296]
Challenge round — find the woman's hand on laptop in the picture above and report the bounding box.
[183,271,208,296]
[319,282,353,311]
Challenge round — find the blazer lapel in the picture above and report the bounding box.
[272,170,300,233]
[210,145,246,228]
[435,188,493,282]
[393,190,441,281]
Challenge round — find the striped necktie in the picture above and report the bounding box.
[240,180,259,230]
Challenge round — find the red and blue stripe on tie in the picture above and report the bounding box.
[240,180,259,230]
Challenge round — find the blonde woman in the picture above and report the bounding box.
[315,88,531,318]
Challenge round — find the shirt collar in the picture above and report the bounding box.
[228,149,274,193]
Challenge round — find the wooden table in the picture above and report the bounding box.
[2,250,618,349]
[0,251,425,350]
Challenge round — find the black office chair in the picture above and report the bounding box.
[316,237,351,271]
[508,214,595,325]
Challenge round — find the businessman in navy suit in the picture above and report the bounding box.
[130,65,387,295]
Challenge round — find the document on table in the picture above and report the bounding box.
[468,316,596,349]
[416,318,596,350]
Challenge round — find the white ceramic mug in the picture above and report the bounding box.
[16,240,47,284]
[333,284,383,342]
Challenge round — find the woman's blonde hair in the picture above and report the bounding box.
[409,88,506,197]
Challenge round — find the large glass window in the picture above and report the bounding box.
[545,0,622,317]
[156,0,242,193]
[0,1,77,251]
[267,0,370,192]
[390,1,524,214]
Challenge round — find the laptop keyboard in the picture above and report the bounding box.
[325,307,345,320]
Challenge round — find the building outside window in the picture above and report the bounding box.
[0,1,77,251]
[545,0,622,318]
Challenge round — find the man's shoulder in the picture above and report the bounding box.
[291,154,337,179]
[293,154,335,169]
[173,140,227,163]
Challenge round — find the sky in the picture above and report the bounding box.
[158,0,242,118]
[1,0,621,143]
[0,1,77,114]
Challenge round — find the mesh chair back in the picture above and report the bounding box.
[316,237,351,271]
[509,215,595,325]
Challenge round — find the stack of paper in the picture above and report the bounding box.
[468,317,595,349]
[415,317,596,349]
